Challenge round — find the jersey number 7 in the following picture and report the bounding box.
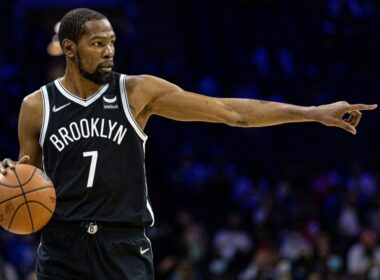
[83,151,98,188]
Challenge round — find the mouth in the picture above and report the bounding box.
[100,67,112,73]
[99,62,114,72]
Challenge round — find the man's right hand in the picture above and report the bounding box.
[0,155,30,175]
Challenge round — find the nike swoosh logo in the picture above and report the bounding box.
[52,103,71,112]
[103,96,117,103]
[140,247,150,255]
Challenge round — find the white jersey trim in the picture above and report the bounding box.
[143,228,153,258]
[119,74,148,142]
[119,74,154,225]
[147,198,155,227]
[143,163,155,226]
[54,78,109,107]
[39,86,50,148]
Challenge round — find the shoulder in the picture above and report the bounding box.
[123,75,163,106]
[124,74,157,91]
[122,74,183,111]
[20,90,43,128]
[125,74,181,93]
[22,89,43,109]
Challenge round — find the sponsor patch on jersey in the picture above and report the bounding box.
[103,95,119,109]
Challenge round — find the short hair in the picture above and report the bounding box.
[58,8,107,46]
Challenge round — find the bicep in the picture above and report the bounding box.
[18,92,43,168]
[144,76,236,124]
[152,90,233,123]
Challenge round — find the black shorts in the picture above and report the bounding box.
[35,220,154,280]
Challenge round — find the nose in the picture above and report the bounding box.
[103,44,115,58]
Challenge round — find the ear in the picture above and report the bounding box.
[61,39,76,58]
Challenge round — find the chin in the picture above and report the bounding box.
[82,71,113,85]
[100,72,113,83]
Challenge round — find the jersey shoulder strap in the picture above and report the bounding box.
[39,82,55,148]
[118,74,148,142]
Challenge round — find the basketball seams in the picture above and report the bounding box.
[0,185,54,205]
[7,201,28,230]
[25,201,54,214]
[7,201,54,231]
[0,166,38,188]
[12,169,35,233]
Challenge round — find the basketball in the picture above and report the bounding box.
[0,164,56,235]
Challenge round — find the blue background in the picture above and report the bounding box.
[0,0,379,279]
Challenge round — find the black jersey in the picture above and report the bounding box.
[39,72,154,226]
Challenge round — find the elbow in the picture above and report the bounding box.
[225,113,250,127]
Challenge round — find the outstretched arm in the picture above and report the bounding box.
[138,75,377,135]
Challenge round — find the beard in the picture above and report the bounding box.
[76,54,113,85]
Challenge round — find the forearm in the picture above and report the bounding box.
[223,98,317,127]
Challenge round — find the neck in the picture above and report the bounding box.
[61,64,104,99]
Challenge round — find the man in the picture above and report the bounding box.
[0,8,376,280]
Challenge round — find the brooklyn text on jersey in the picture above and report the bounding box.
[49,118,127,151]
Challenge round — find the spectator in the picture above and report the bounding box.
[213,213,253,262]
[347,230,380,277]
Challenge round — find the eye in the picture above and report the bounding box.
[93,41,103,47]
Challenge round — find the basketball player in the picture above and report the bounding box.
[0,8,377,280]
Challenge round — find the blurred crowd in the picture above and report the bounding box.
[149,154,380,280]
[1,0,380,279]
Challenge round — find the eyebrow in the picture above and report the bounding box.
[89,35,116,40]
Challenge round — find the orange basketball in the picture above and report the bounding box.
[0,164,56,234]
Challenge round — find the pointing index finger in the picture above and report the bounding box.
[347,104,378,111]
